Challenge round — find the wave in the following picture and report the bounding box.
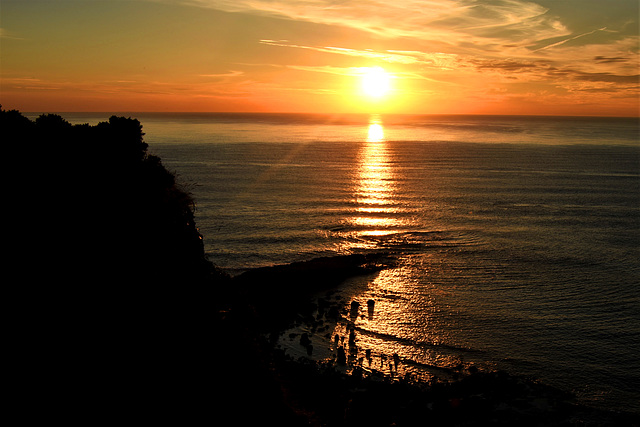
[353,325,484,355]
[324,229,483,253]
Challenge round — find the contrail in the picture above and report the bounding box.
[533,27,608,51]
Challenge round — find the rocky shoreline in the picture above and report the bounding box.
[219,254,640,426]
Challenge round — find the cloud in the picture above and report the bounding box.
[1,77,63,91]
[0,75,259,99]
[461,56,639,85]
[0,27,25,40]
[285,65,360,76]
[531,27,609,51]
[198,70,244,78]
[534,36,640,76]
[168,0,637,78]
[258,37,639,94]
[173,0,568,50]
[259,40,460,70]
[259,40,423,64]
[568,71,639,84]
[139,0,638,113]
[594,56,631,64]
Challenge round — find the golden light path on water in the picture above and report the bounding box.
[333,116,461,381]
[279,116,467,383]
[349,115,401,236]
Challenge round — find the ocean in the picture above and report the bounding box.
[29,112,640,413]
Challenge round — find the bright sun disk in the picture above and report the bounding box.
[362,67,391,98]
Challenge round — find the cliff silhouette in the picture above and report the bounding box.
[3,108,221,284]
[3,108,241,422]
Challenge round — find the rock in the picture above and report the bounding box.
[300,333,311,347]
[349,301,360,319]
[393,353,400,370]
[337,346,347,365]
[349,328,356,345]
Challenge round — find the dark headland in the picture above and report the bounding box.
[4,108,638,426]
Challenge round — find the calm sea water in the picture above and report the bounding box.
[32,112,639,412]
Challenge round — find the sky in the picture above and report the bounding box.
[1,0,638,115]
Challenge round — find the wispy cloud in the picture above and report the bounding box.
[0,75,259,99]
[532,27,609,51]
[259,39,638,81]
[0,27,25,40]
[171,0,637,63]
[259,40,455,66]
[166,0,637,85]
[178,0,568,51]
[198,70,244,78]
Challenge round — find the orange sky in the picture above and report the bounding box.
[1,0,639,116]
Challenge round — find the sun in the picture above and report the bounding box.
[361,67,391,98]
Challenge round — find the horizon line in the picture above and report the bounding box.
[17,111,640,119]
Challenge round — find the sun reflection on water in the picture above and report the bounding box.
[348,116,404,238]
[367,122,385,143]
[325,116,467,382]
